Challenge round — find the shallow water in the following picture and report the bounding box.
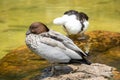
[0,0,120,58]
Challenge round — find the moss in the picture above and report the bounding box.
[0,46,49,80]
[70,31,120,71]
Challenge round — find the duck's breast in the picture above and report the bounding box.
[65,20,82,34]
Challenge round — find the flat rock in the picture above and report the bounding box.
[33,63,119,80]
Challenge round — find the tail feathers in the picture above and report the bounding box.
[69,58,91,65]
[85,52,90,56]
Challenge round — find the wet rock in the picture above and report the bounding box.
[0,31,120,80]
[69,30,120,52]
[69,31,120,71]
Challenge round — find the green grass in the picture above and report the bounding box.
[0,0,120,59]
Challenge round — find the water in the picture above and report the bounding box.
[0,0,120,58]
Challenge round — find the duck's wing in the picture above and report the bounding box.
[39,35,67,50]
[41,31,87,57]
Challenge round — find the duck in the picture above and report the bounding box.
[25,22,91,76]
[53,10,89,40]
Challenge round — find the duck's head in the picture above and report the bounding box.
[64,10,79,16]
[26,22,49,35]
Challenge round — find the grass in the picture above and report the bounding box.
[0,0,120,59]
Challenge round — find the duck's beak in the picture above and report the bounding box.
[26,30,31,35]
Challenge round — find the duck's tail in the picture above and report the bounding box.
[69,57,91,65]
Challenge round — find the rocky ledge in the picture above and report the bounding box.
[32,63,119,80]
[0,31,119,80]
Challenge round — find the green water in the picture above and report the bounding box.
[0,0,120,59]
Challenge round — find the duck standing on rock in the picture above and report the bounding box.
[53,10,89,40]
[25,22,91,76]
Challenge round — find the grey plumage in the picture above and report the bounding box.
[26,30,89,64]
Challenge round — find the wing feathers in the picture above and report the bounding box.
[40,30,87,56]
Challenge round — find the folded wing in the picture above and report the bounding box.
[40,30,87,57]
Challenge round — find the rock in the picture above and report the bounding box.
[0,46,49,80]
[69,31,120,52]
[32,63,119,80]
[0,31,120,80]
[69,31,120,70]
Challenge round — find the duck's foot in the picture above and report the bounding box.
[40,66,55,78]
[46,71,54,77]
